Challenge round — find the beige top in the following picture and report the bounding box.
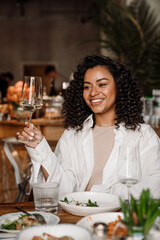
[86,125,115,191]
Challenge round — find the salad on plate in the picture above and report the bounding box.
[0,212,60,233]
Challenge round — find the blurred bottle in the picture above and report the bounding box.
[43,86,47,97]
[143,97,153,124]
[61,81,70,96]
[152,89,160,114]
[152,89,160,128]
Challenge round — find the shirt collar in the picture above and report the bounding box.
[83,114,123,134]
[83,114,141,137]
[83,114,94,130]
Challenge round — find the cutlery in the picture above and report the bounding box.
[13,207,46,224]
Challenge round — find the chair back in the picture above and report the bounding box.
[2,137,32,202]
[3,138,21,185]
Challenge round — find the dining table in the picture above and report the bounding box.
[0,201,82,224]
[0,201,84,239]
[1,202,160,240]
[0,201,148,240]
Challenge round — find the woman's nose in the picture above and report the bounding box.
[90,86,99,96]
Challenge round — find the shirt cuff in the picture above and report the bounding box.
[26,137,52,163]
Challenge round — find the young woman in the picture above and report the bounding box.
[17,55,160,199]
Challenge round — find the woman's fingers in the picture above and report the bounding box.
[16,132,39,148]
[16,131,30,142]
[24,126,34,137]
[28,125,43,143]
[24,123,42,139]
[22,129,34,140]
[16,123,43,148]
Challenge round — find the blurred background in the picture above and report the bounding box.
[0,0,100,93]
[0,0,159,94]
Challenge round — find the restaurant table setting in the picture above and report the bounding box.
[59,192,120,216]
[0,202,81,240]
[0,189,160,240]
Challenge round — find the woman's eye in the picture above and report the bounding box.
[99,83,107,87]
[83,85,90,90]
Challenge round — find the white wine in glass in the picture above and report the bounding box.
[20,76,43,124]
[117,145,142,204]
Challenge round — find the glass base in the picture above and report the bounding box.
[129,226,144,240]
[35,206,58,214]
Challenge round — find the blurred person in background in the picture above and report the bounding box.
[17,55,160,199]
[0,72,14,102]
[44,65,58,96]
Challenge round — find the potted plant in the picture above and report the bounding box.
[80,0,160,96]
[120,189,160,238]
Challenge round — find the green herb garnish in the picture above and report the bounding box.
[60,197,69,204]
[1,223,17,230]
[60,197,99,207]
[87,199,99,207]
[1,214,32,230]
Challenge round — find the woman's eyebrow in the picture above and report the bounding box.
[83,81,91,84]
[97,78,109,82]
[84,78,109,84]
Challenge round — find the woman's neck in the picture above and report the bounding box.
[95,112,117,127]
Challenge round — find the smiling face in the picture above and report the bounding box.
[83,66,117,124]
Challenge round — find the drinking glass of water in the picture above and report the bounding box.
[32,182,59,214]
[117,145,142,204]
[20,76,43,124]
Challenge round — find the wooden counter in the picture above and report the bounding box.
[0,119,159,139]
[0,118,65,141]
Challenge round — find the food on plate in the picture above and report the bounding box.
[32,233,74,240]
[60,197,99,207]
[107,215,128,239]
[1,214,40,230]
[88,215,128,239]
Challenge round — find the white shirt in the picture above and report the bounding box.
[27,115,160,199]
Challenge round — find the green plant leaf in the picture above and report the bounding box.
[120,189,160,236]
[79,0,160,95]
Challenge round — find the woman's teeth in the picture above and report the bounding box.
[91,99,103,103]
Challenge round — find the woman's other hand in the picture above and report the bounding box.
[16,122,43,148]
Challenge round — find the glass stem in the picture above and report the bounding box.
[128,186,131,205]
[29,112,33,125]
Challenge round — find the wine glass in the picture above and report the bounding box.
[20,76,43,124]
[117,145,142,204]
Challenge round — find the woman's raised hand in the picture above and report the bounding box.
[16,122,43,148]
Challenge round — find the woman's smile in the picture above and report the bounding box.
[90,98,104,105]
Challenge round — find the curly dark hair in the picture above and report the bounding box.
[62,55,144,131]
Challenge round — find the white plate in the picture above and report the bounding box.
[17,224,92,240]
[0,211,60,233]
[59,192,120,216]
[77,212,124,231]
